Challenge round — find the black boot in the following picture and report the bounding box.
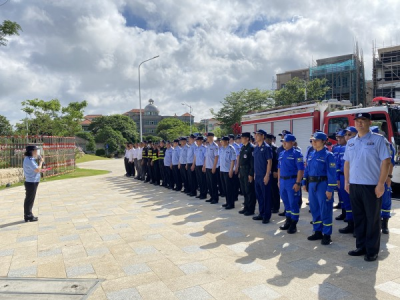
[321,234,332,245]
[287,220,298,234]
[382,218,389,234]
[339,220,354,234]
[279,217,291,230]
[335,209,345,221]
[307,231,323,241]
[24,215,38,222]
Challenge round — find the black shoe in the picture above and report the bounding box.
[287,221,298,234]
[238,210,246,214]
[195,195,201,198]
[189,194,196,197]
[279,217,291,230]
[244,212,254,216]
[364,254,378,262]
[222,204,227,207]
[307,231,323,241]
[271,210,279,214]
[306,202,309,205]
[262,218,270,224]
[321,234,332,245]
[199,196,207,200]
[335,213,345,221]
[252,215,263,221]
[205,199,213,202]
[225,205,234,210]
[382,218,389,234]
[210,201,218,204]
[24,216,38,222]
[348,248,366,256]
[278,211,286,217]
[334,203,342,209]
[339,221,354,234]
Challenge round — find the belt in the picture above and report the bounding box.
[308,176,327,183]
[280,175,297,180]
[338,172,344,175]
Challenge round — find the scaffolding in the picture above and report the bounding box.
[309,45,366,106]
[373,43,400,99]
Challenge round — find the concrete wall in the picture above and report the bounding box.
[0,168,24,186]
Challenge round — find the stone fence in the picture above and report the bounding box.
[0,168,24,186]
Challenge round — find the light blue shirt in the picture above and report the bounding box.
[205,142,219,169]
[194,145,206,166]
[164,147,173,166]
[23,157,40,183]
[219,145,236,172]
[217,146,223,168]
[343,131,391,185]
[172,146,181,165]
[187,143,196,164]
[231,143,241,156]
[179,144,189,164]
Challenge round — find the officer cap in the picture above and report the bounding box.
[26,145,38,152]
[354,112,371,120]
[216,137,221,141]
[314,129,323,133]
[228,134,235,139]
[180,137,187,141]
[189,134,196,139]
[345,126,358,133]
[265,134,274,139]
[370,126,379,133]
[160,140,166,143]
[283,134,296,142]
[235,135,241,139]
[336,130,346,137]
[253,129,267,136]
[207,132,215,137]
[196,136,204,141]
[241,132,251,138]
[311,132,327,141]
[278,130,291,136]
[173,139,179,143]
[221,136,229,141]
[166,140,171,144]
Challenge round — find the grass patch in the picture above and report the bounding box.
[0,167,109,190]
[75,154,111,164]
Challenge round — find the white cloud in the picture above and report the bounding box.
[1,0,400,126]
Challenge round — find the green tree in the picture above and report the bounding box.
[211,88,274,133]
[156,118,191,141]
[95,126,126,153]
[213,127,222,137]
[89,115,138,142]
[274,77,330,106]
[58,101,88,136]
[76,132,96,152]
[144,135,161,142]
[0,20,22,47]
[0,115,13,135]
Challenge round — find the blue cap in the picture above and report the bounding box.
[265,134,274,139]
[345,126,358,133]
[278,130,291,136]
[311,132,327,141]
[254,129,267,136]
[283,134,296,142]
[221,136,230,141]
[336,130,346,137]
[370,126,379,133]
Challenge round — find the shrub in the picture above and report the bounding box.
[95,149,106,156]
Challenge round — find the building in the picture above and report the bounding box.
[373,45,400,99]
[276,68,309,90]
[200,118,220,132]
[276,50,366,106]
[123,99,194,135]
[80,114,102,132]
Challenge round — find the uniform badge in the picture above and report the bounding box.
[244,154,247,158]
[329,162,336,168]
[261,148,264,151]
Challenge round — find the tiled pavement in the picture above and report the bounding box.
[1,159,400,299]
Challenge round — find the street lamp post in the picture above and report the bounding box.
[138,55,159,142]
[181,103,193,134]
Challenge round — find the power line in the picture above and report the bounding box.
[0,0,10,7]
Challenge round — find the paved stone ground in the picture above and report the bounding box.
[1,159,400,299]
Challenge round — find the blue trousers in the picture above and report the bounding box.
[308,181,333,235]
[255,175,271,220]
[381,183,391,218]
[339,175,353,220]
[279,178,300,221]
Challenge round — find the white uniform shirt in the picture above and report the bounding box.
[137,147,142,160]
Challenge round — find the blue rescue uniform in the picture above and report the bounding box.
[336,144,352,220]
[381,142,395,218]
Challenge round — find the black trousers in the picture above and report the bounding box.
[221,172,234,207]
[172,165,182,190]
[141,159,148,180]
[232,173,239,200]
[124,157,129,175]
[147,160,153,182]
[270,175,280,211]
[187,163,197,195]
[216,167,224,196]
[128,162,135,177]
[153,160,160,184]
[159,160,166,186]
[206,168,219,201]
[195,166,207,197]
[164,166,173,188]
[239,168,256,213]
[350,184,382,256]
[180,165,188,192]
[24,182,39,216]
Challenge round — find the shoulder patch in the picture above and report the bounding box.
[330,162,336,168]
[297,157,303,162]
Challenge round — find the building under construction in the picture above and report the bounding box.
[373,45,400,99]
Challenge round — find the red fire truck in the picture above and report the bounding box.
[241,98,400,185]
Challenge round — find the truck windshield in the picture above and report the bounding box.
[388,107,400,146]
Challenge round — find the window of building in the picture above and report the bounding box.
[327,117,349,139]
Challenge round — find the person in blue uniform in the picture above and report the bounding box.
[303,132,337,245]
[253,129,273,224]
[344,113,391,261]
[277,130,291,217]
[331,136,342,210]
[215,138,224,198]
[164,141,174,189]
[370,126,395,235]
[278,134,304,234]
[187,134,198,197]
[219,136,237,209]
[203,132,219,204]
[179,137,190,194]
[193,136,207,199]
[229,134,241,201]
[335,130,355,234]
[172,139,182,191]
[265,134,280,214]
[23,145,43,222]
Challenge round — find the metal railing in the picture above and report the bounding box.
[0,136,76,178]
